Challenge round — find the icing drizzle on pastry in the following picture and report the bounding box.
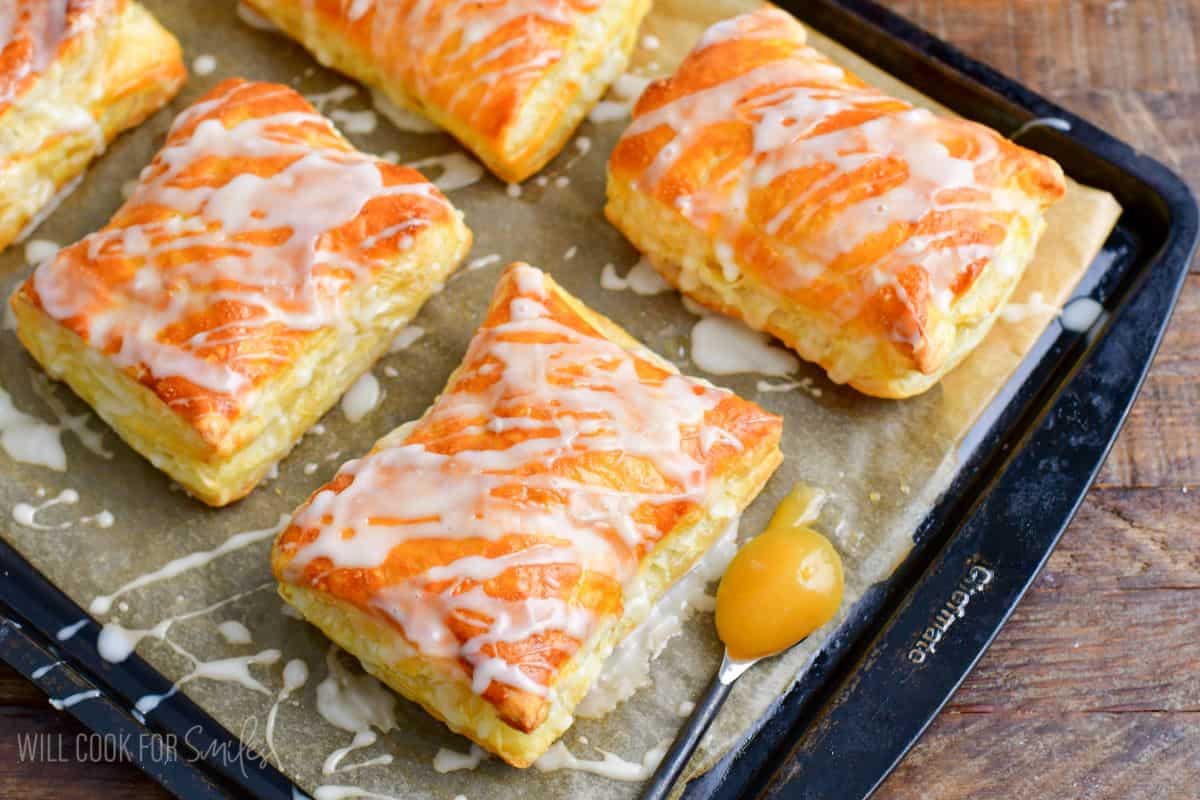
[25,79,455,420]
[612,8,1065,358]
[0,0,106,109]
[280,264,763,702]
[287,0,603,133]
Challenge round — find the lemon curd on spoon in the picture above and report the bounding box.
[716,487,845,661]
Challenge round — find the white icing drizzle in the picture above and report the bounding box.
[192,54,218,76]
[1060,297,1104,332]
[135,646,280,718]
[341,371,382,423]
[31,660,64,679]
[578,518,739,718]
[306,84,357,112]
[49,688,101,711]
[0,0,104,107]
[56,619,88,641]
[0,371,111,471]
[29,80,452,405]
[1010,117,1072,140]
[330,108,378,134]
[691,316,800,377]
[12,488,78,529]
[387,325,424,353]
[24,239,59,265]
[1001,293,1104,332]
[405,153,485,192]
[97,582,272,663]
[1065,296,1099,333]
[368,88,440,134]
[89,515,288,614]
[465,253,502,272]
[756,377,822,398]
[0,384,66,470]
[432,744,487,773]
[236,2,281,32]
[283,264,749,700]
[323,730,376,774]
[616,8,1052,352]
[1000,290,1059,323]
[310,647,397,775]
[599,258,671,295]
[315,646,397,735]
[217,620,253,645]
[588,72,653,123]
[266,658,309,765]
[294,0,604,138]
[534,740,669,780]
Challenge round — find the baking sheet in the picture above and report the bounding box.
[0,1,1121,798]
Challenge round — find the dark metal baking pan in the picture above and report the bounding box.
[1,0,1195,798]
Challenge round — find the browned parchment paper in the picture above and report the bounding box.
[0,1,1121,798]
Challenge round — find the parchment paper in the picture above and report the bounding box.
[0,1,1121,798]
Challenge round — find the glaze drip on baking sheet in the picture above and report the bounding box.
[21,78,456,431]
[610,7,1065,370]
[275,263,777,723]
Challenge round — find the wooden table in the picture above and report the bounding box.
[2,1,1197,797]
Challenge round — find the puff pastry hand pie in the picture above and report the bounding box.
[11,79,472,506]
[272,262,783,766]
[240,0,651,182]
[606,8,1068,398]
[0,0,185,252]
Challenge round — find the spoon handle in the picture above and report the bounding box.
[640,661,737,800]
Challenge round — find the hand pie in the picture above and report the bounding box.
[272,262,783,766]
[0,0,185,253]
[10,79,472,506]
[240,0,651,183]
[606,8,1068,399]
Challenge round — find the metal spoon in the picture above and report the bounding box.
[640,493,844,800]
[639,649,762,800]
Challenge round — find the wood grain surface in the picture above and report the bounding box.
[2,1,1196,798]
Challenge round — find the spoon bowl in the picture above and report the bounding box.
[640,486,845,800]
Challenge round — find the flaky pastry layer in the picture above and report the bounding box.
[606,7,1067,398]
[12,79,472,505]
[273,263,783,765]
[0,0,185,251]
[242,0,651,182]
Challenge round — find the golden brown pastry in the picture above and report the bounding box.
[606,8,1068,398]
[240,0,651,183]
[272,262,783,766]
[10,78,473,506]
[0,0,185,252]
